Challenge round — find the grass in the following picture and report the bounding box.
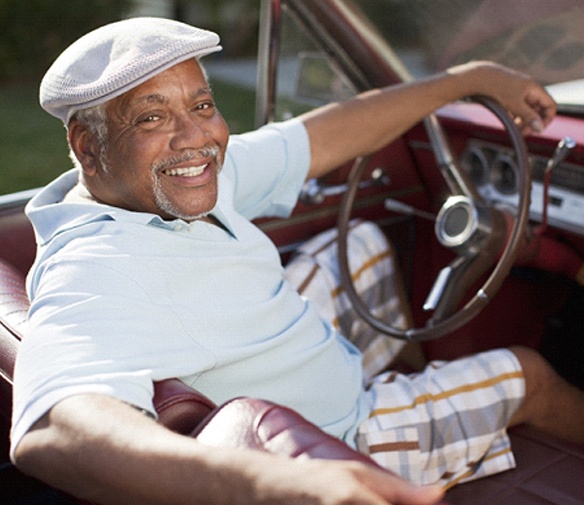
[0,79,257,194]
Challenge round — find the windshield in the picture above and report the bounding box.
[356,0,584,109]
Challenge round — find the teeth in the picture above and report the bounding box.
[165,164,207,177]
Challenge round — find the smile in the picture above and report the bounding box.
[163,164,208,177]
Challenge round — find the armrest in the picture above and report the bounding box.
[193,396,381,468]
[153,380,379,467]
[153,379,216,436]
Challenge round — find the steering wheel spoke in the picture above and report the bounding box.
[424,243,501,323]
[423,254,477,314]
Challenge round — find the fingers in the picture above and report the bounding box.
[453,61,557,135]
[354,463,445,505]
[524,86,557,131]
[509,82,557,135]
[499,71,557,135]
[392,484,445,505]
[381,481,444,505]
[247,455,444,505]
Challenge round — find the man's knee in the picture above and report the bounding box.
[508,345,563,423]
[508,345,584,444]
[509,345,562,392]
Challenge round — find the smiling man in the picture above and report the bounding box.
[10,15,584,505]
[70,59,228,221]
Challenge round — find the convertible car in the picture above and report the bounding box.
[2,0,584,503]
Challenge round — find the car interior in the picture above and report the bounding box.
[2,0,584,503]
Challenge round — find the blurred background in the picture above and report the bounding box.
[0,0,489,194]
[0,0,261,194]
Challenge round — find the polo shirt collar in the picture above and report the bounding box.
[26,168,235,245]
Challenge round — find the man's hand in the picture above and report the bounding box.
[231,451,445,505]
[447,61,557,135]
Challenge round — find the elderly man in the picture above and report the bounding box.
[10,16,584,505]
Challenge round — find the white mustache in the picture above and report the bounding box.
[152,146,221,173]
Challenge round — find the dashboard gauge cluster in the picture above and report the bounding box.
[460,140,584,235]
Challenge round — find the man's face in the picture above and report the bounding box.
[89,58,229,221]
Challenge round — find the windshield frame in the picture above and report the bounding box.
[259,0,584,115]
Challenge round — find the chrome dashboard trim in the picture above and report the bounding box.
[461,139,584,236]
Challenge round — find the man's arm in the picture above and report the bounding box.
[301,61,557,180]
[14,394,444,505]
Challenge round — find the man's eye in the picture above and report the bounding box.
[196,102,215,112]
[141,114,160,123]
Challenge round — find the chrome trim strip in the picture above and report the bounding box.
[256,0,281,126]
[0,188,38,211]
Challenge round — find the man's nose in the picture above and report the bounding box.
[170,113,210,150]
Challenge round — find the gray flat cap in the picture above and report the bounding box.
[40,17,222,124]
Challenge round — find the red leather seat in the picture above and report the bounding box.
[154,378,380,467]
[0,259,29,410]
[1,256,584,504]
[446,426,584,504]
[153,378,216,435]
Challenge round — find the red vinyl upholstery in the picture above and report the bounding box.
[153,378,216,435]
[0,259,29,410]
[1,255,584,504]
[0,209,36,277]
[446,426,584,504]
[193,396,381,467]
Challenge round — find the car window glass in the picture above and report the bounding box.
[354,0,584,109]
[274,7,357,121]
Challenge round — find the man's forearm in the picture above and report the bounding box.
[13,394,252,504]
[13,393,444,505]
[301,61,556,180]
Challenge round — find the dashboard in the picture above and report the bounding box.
[460,139,584,236]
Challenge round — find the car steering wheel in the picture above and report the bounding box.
[337,96,532,341]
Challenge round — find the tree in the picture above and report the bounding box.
[174,0,260,57]
[0,0,132,82]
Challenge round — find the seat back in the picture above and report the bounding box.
[0,259,29,413]
[193,396,382,467]
[153,378,216,434]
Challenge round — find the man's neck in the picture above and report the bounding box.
[62,182,98,204]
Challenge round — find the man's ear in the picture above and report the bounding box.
[68,120,101,176]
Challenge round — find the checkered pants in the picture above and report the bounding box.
[283,219,525,488]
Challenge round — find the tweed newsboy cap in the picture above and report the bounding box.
[40,17,222,124]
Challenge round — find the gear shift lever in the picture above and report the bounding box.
[537,137,576,234]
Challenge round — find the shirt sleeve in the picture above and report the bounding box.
[221,118,311,220]
[10,256,215,461]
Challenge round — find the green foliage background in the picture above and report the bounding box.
[0,0,258,194]
[0,0,133,82]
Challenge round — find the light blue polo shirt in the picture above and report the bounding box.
[11,119,368,456]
